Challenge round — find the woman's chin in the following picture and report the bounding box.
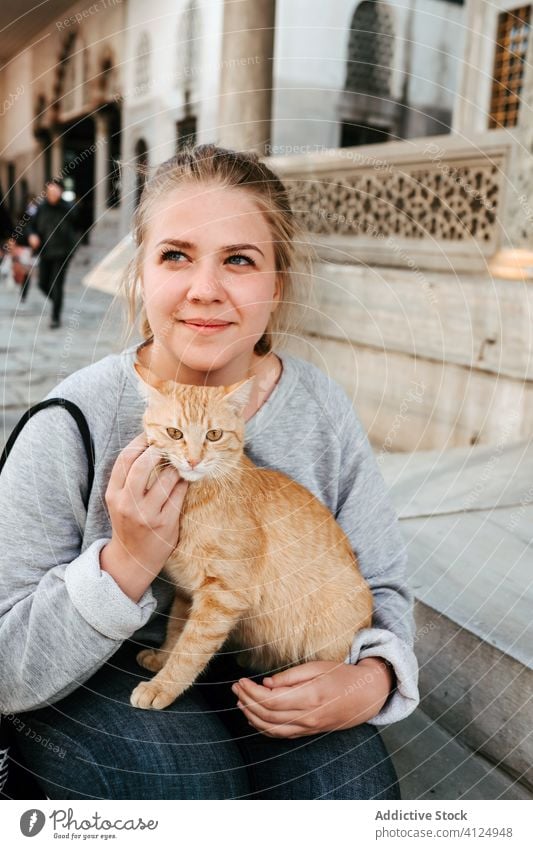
[165,346,225,372]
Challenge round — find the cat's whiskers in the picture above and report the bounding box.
[192,461,245,506]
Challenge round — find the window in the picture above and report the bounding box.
[61,35,85,114]
[98,48,115,100]
[489,5,531,128]
[7,162,16,216]
[34,94,46,129]
[341,1,396,146]
[135,32,152,93]
[176,115,197,150]
[134,139,149,207]
[345,1,395,98]
[176,1,202,88]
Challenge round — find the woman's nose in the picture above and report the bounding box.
[186,263,226,302]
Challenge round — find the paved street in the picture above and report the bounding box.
[0,255,135,449]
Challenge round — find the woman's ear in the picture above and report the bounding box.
[271,277,281,310]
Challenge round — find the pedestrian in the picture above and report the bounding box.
[0,195,13,246]
[28,178,78,328]
[0,144,419,800]
[8,194,39,310]
[0,197,14,289]
[5,237,35,309]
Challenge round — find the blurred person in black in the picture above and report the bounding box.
[9,192,39,309]
[0,196,14,264]
[0,196,13,245]
[0,196,15,289]
[28,178,78,328]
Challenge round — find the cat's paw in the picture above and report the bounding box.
[136,648,166,673]
[130,680,178,710]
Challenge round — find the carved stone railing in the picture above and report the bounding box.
[266,130,514,272]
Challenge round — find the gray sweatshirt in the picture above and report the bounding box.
[0,344,419,724]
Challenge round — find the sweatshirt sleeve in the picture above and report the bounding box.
[0,406,157,715]
[328,383,420,725]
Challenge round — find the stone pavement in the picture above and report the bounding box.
[0,256,135,446]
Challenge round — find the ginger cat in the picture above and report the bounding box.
[130,360,373,710]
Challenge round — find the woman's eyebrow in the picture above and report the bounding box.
[156,238,265,257]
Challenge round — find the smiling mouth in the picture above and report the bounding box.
[181,320,232,327]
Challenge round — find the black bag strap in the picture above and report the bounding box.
[0,398,94,796]
[0,397,95,496]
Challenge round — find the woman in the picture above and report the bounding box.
[0,145,419,799]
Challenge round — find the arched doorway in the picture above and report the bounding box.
[48,33,95,240]
[107,105,122,208]
[61,116,95,242]
[339,1,397,146]
[95,49,122,209]
[34,94,52,185]
[42,35,124,238]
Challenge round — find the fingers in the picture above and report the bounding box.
[125,444,168,494]
[108,433,149,491]
[239,706,307,738]
[236,694,303,726]
[234,677,323,738]
[144,464,181,508]
[233,677,315,712]
[161,477,189,517]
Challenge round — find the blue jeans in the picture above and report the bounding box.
[12,640,401,799]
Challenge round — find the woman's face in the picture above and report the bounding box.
[140,182,280,383]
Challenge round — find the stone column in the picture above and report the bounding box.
[452,0,498,136]
[94,111,110,224]
[50,129,63,180]
[217,0,276,154]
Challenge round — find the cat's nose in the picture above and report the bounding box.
[188,458,200,468]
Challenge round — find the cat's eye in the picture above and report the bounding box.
[206,429,223,441]
[166,427,183,440]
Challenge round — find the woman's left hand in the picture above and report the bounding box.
[231,657,395,739]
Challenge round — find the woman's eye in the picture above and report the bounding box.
[161,249,186,263]
[161,250,255,267]
[166,427,183,440]
[225,254,255,266]
[206,429,223,441]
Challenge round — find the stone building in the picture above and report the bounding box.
[2,0,532,447]
[76,0,533,452]
[0,0,464,239]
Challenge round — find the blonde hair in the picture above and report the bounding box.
[119,143,316,356]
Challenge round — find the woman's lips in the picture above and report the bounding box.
[180,320,232,334]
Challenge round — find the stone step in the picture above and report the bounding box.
[380,443,533,794]
[83,232,134,295]
[381,706,533,800]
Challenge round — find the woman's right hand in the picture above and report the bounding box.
[100,433,189,602]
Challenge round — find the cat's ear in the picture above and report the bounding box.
[223,376,255,414]
[133,360,174,399]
